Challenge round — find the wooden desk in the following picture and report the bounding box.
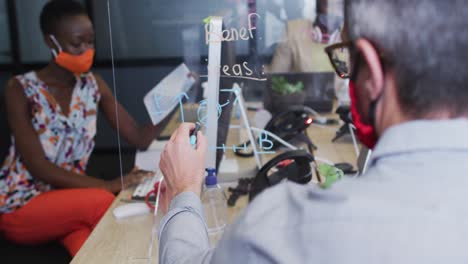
[71,113,357,264]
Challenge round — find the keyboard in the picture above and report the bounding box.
[131,175,161,201]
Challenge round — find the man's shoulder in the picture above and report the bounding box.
[239,174,407,230]
[221,164,468,262]
[241,182,349,228]
[222,181,371,262]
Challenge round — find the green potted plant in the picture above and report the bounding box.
[266,76,305,114]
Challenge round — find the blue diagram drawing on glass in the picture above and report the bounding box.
[258,131,274,150]
[232,142,248,153]
[148,85,277,156]
[211,133,276,155]
[196,99,230,125]
[214,142,248,153]
[173,92,189,122]
[219,88,240,105]
[256,131,276,154]
[149,91,189,121]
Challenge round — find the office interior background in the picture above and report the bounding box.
[0,0,344,262]
[0,0,343,179]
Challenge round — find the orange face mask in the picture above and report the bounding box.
[50,35,95,74]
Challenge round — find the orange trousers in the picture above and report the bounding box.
[0,188,114,256]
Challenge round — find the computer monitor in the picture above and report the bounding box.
[214,20,237,173]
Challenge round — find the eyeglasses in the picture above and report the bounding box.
[325,41,354,79]
[325,41,389,79]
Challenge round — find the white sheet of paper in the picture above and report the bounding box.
[143,63,196,125]
[134,149,162,172]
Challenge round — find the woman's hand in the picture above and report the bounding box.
[107,168,154,193]
[159,123,207,198]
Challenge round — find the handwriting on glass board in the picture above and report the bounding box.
[206,61,254,77]
[150,90,276,155]
[222,61,253,76]
[202,13,266,82]
[205,13,260,44]
[214,131,276,155]
[196,99,230,125]
[201,61,266,82]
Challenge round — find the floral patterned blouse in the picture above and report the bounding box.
[0,71,101,213]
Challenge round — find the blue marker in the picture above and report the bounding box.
[190,122,202,148]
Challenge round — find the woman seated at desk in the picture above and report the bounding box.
[0,0,161,256]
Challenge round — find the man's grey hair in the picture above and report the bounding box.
[345,0,468,117]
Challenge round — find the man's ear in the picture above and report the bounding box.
[355,38,384,100]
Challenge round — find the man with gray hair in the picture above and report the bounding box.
[158,0,468,263]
